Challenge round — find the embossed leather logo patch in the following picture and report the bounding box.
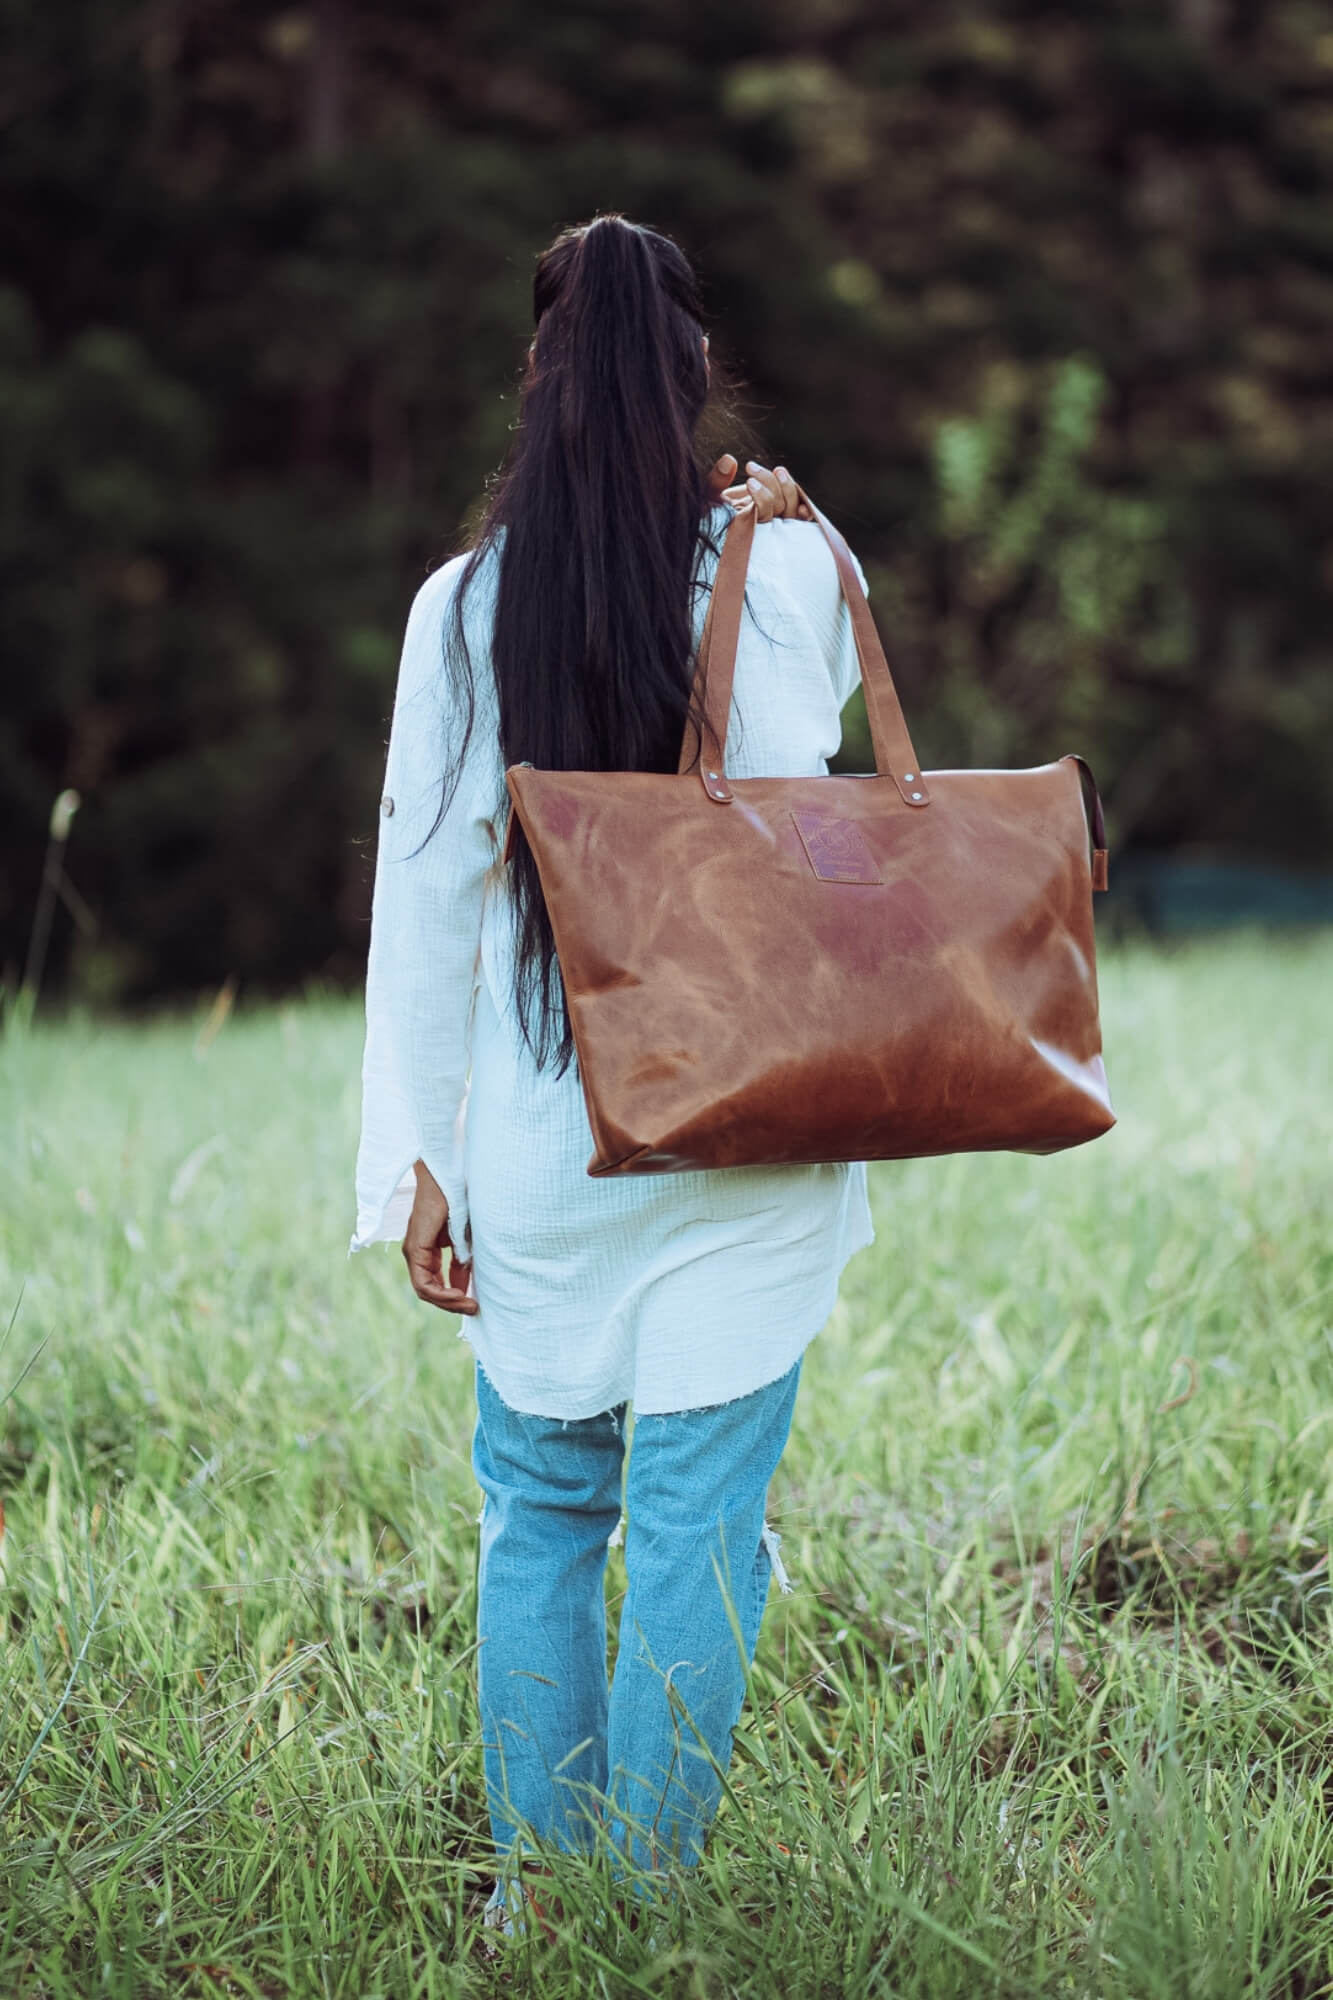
[791,810,883,884]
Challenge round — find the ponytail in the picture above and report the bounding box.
[445,216,720,1068]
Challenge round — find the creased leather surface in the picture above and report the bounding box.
[508,757,1114,1174]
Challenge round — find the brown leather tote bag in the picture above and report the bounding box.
[505,494,1115,1176]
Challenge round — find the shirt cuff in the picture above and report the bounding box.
[349,1094,471,1259]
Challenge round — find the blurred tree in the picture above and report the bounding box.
[1,0,1331,999]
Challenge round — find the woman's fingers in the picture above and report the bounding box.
[773,464,814,520]
[719,461,813,522]
[707,453,739,499]
[402,1158,476,1313]
[744,464,782,521]
[413,1270,479,1315]
[402,1239,479,1315]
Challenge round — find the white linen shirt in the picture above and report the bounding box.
[352,507,875,1417]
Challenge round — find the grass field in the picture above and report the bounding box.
[2,933,1331,1998]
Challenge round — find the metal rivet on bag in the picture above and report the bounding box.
[911,790,923,801]
[381,795,394,816]
[904,772,915,782]
[707,771,718,780]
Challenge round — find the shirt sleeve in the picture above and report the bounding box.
[351,557,498,1258]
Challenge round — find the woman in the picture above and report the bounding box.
[352,215,873,1927]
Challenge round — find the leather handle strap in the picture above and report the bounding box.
[680,487,929,808]
[804,500,930,807]
[676,501,755,798]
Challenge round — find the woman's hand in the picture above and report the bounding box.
[402,1160,478,1315]
[708,454,813,522]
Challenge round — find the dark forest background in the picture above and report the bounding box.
[4,0,1333,1002]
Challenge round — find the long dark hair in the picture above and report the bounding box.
[445,215,723,1070]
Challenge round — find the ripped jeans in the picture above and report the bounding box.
[471,1356,801,1881]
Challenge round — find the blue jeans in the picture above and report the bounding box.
[472,1357,802,1881]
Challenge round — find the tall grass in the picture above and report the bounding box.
[1,933,1330,1997]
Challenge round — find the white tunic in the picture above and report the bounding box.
[351,507,875,1418]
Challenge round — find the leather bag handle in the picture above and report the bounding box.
[678,487,931,810]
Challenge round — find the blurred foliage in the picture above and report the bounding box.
[2,0,1332,1000]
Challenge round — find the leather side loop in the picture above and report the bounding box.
[1063,753,1109,892]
